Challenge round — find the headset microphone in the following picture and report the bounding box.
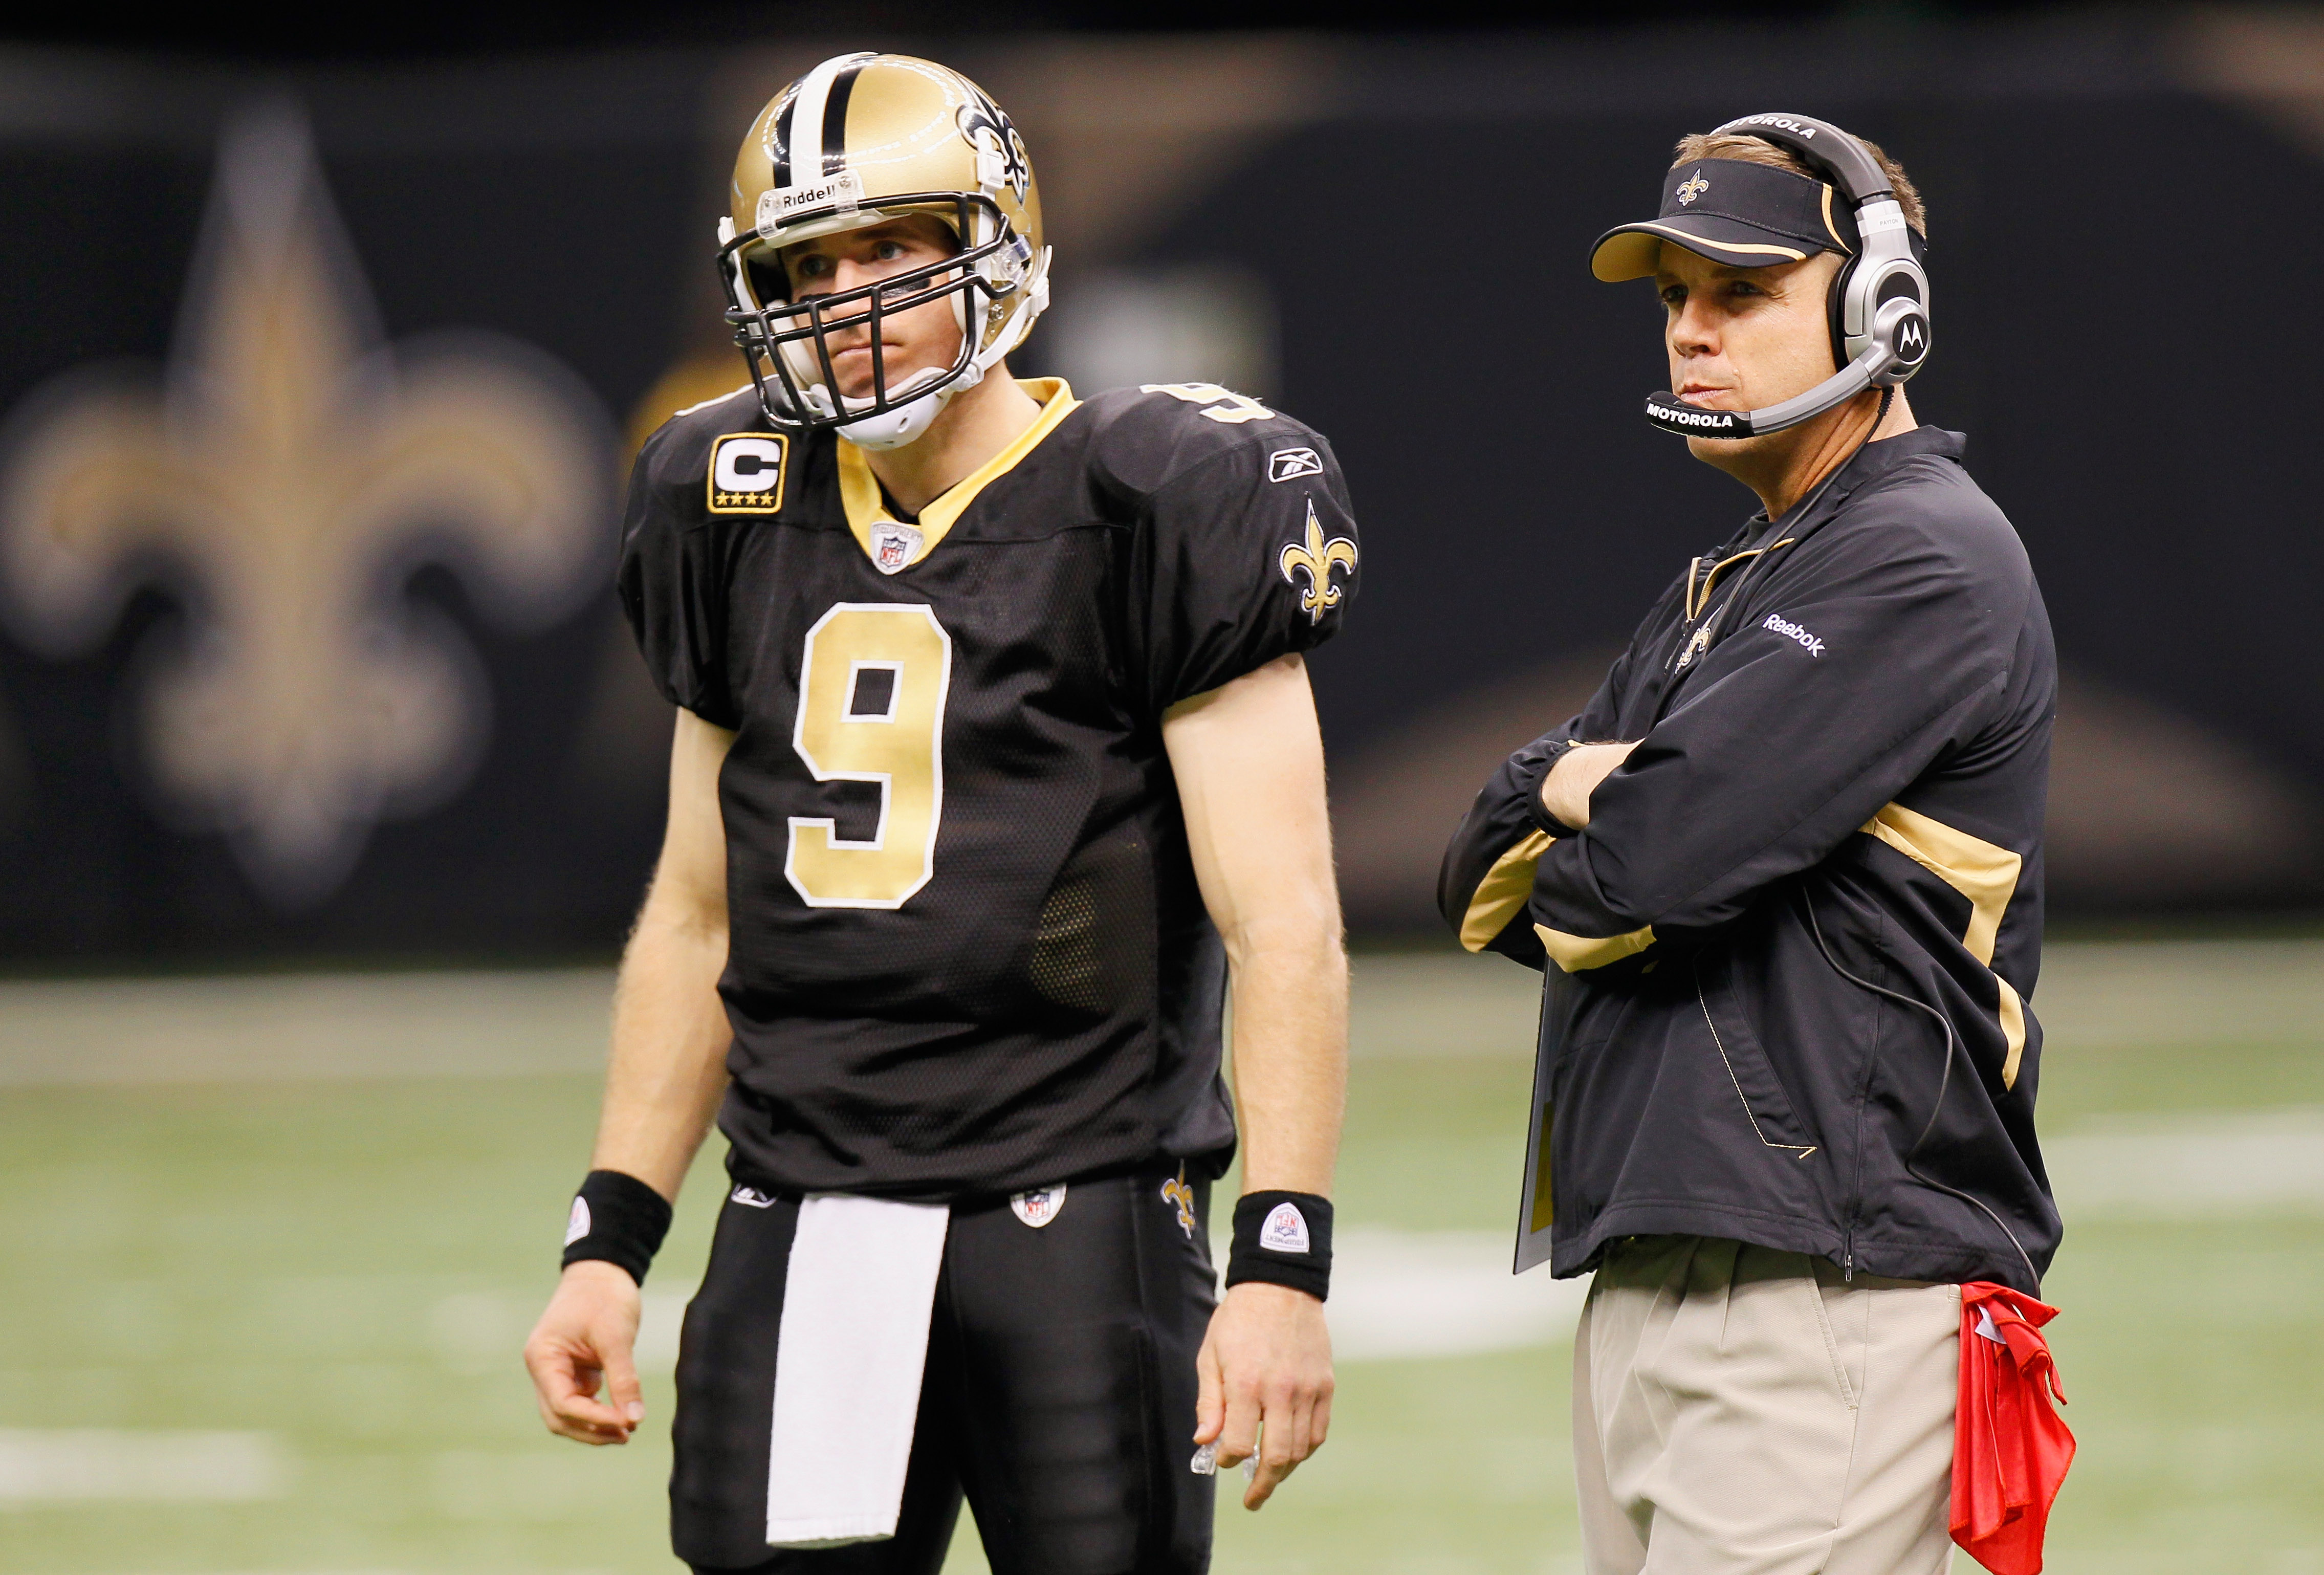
[1643,113,1931,441]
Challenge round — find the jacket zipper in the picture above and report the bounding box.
[1839,906,1887,1284]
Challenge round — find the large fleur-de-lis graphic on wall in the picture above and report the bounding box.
[0,108,609,905]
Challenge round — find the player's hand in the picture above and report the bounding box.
[523,1259,646,1446]
[1194,1280,1334,1510]
[1540,740,1639,830]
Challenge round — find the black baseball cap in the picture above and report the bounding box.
[1590,158,1860,282]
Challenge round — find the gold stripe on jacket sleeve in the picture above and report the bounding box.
[1859,802,2030,1088]
[1459,829,1555,953]
[1533,923,1657,974]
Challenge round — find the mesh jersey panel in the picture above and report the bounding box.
[617,384,1360,1200]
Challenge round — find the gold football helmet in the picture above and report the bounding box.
[717,52,1051,449]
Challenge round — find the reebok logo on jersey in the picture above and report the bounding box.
[1010,1185,1067,1228]
[1259,1202,1311,1254]
[730,1185,782,1209]
[708,433,789,514]
[1267,447,1323,483]
[564,1197,591,1245]
[1763,614,1826,657]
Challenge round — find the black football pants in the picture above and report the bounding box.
[672,1162,1217,1575]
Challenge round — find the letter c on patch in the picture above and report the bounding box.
[714,436,785,493]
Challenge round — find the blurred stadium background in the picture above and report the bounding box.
[2,5,2321,1572]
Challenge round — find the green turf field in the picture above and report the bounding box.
[3,944,2320,1573]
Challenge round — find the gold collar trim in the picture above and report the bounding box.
[836,378,1080,572]
[1685,536,1796,620]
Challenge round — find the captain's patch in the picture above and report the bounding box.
[707,433,789,514]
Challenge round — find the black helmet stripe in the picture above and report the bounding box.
[820,61,864,177]
[780,52,873,194]
[770,94,797,189]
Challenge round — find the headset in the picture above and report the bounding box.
[1646,112,1932,441]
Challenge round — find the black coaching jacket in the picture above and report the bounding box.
[1439,427,2060,1294]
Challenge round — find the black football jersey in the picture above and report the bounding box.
[618,378,1360,1201]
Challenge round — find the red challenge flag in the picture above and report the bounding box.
[1952,1282,2076,1574]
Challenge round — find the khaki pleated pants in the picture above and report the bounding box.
[1572,1236,1960,1575]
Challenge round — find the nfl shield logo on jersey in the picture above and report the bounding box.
[871,521,923,575]
[1011,1185,1067,1228]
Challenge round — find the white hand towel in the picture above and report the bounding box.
[764,1193,951,1548]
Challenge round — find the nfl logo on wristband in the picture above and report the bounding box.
[1225,1190,1333,1301]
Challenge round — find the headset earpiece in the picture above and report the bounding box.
[1827,247,1858,377]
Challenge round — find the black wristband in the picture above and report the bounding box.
[1523,738,1583,839]
[561,1169,672,1286]
[1224,1191,1332,1302]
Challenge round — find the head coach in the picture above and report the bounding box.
[1438,115,2060,1573]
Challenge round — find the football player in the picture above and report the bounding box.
[522,52,1359,1575]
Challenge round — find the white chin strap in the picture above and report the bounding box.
[833,360,983,451]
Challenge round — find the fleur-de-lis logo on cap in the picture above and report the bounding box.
[0,108,609,905]
[1676,169,1710,205]
[1278,498,1358,624]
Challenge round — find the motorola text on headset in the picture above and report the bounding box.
[1645,113,1931,441]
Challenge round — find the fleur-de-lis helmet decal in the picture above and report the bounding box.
[1278,498,1358,624]
[955,86,1031,205]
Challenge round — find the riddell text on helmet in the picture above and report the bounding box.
[756,171,865,236]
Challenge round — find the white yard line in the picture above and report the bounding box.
[1328,1228,1589,1360]
[0,1429,288,1504]
[2046,1105,2324,1217]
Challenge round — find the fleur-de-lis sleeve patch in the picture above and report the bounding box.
[1278,497,1358,624]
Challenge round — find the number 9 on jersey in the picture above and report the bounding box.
[786,603,954,909]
